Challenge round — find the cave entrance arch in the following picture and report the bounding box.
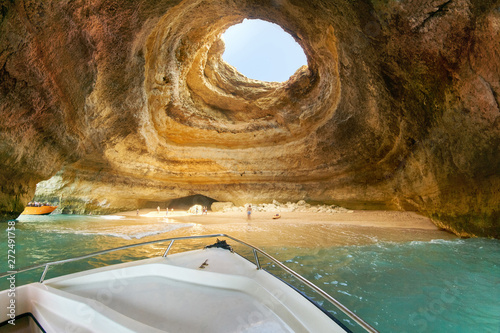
[165,195,218,211]
[221,19,307,82]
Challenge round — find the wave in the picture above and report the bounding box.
[405,239,466,246]
[122,223,195,239]
[44,223,195,240]
[99,215,126,220]
[429,238,466,245]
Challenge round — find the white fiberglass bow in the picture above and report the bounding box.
[0,234,378,333]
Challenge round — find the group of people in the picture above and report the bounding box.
[27,201,51,207]
[159,206,209,215]
[192,205,209,215]
[154,206,176,216]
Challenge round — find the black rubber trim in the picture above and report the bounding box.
[0,312,47,332]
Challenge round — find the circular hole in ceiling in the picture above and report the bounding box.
[221,19,307,83]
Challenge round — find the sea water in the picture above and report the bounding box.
[1,214,499,332]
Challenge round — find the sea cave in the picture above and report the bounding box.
[0,0,499,238]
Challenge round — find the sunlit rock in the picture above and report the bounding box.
[211,202,235,212]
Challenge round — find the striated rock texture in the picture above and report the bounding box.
[0,0,499,237]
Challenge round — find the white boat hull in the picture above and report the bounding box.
[1,248,348,332]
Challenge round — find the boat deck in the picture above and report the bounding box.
[17,248,345,332]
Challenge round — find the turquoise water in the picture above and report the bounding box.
[265,239,500,332]
[1,214,499,332]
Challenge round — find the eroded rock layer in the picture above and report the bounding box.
[1,0,499,237]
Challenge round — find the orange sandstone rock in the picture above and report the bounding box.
[0,0,498,237]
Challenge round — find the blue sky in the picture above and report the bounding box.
[221,19,307,82]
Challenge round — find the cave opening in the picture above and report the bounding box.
[164,194,218,211]
[221,19,307,82]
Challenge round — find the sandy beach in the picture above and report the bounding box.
[118,208,441,231]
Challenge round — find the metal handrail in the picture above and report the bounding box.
[0,233,378,333]
[222,235,379,333]
[0,234,224,280]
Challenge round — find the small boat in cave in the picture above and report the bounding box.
[0,234,378,333]
[20,205,57,215]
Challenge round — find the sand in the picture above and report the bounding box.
[114,208,458,247]
[117,209,440,231]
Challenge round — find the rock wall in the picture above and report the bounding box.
[1,0,498,237]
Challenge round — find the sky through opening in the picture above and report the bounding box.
[221,19,307,82]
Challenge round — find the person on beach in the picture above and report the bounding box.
[157,206,160,214]
[247,204,252,220]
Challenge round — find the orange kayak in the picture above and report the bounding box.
[21,206,57,215]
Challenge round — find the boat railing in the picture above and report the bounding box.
[0,233,379,333]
